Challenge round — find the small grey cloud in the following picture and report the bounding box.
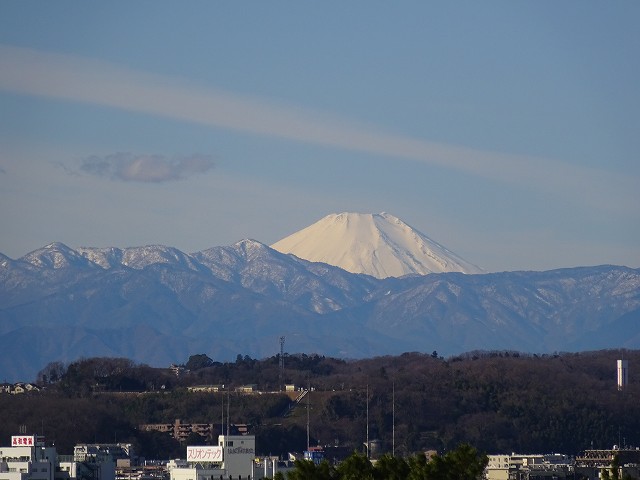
[53,161,81,176]
[79,153,215,183]
[0,166,6,174]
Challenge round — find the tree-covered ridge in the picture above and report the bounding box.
[1,349,637,459]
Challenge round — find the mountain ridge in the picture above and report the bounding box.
[1,239,639,382]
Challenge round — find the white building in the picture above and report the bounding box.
[58,445,116,480]
[169,435,256,480]
[57,459,115,480]
[0,435,115,480]
[485,453,572,480]
[0,436,56,480]
[485,455,511,480]
[167,435,294,480]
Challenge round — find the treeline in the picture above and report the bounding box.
[35,353,343,394]
[1,350,638,459]
[281,444,487,480]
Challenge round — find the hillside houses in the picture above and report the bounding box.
[0,382,41,394]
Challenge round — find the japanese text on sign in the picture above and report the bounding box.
[11,436,35,446]
[187,446,223,462]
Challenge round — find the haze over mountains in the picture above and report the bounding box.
[1,213,639,382]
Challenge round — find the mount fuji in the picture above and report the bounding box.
[1,215,639,382]
[271,212,483,279]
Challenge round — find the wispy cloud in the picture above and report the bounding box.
[0,45,636,211]
[78,153,214,183]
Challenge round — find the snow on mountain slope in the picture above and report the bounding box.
[22,242,100,270]
[271,212,484,278]
[77,245,204,271]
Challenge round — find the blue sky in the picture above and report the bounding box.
[0,2,638,272]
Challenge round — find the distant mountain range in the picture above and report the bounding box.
[1,213,639,382]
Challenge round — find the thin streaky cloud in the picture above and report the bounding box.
[0,45,636,211]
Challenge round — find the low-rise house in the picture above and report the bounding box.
[0,383,41,395]
[235,385,257,393]
[11,384,25,395]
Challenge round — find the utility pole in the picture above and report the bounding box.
[366,383,369,459]
[392,381,395,457]
[307,378,310,451]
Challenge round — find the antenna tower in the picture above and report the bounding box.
[221,390,225,436]
[617,357,628,391]
[279,336,285,391]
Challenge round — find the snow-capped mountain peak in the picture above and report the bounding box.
[22,242,99,270]
[233,239,270,257]
[271,212,483,278]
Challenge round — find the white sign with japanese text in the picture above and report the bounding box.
[11,435,35,447]
[187,446,223,462]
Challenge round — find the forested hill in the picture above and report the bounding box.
[1,349,638,459]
